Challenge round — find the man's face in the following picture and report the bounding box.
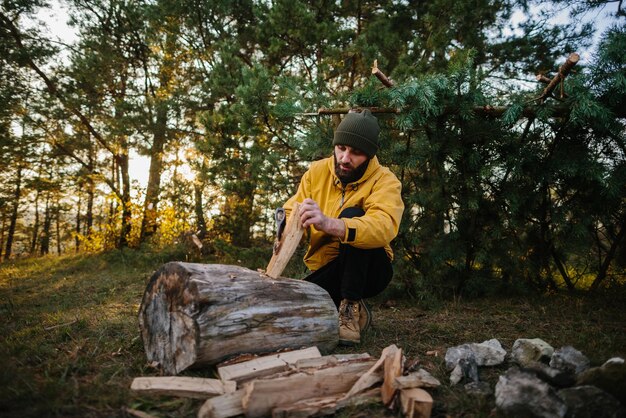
[334,144,369,183]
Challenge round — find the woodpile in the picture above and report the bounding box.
[131,345,440,418]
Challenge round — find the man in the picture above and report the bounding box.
[283,109,404,345]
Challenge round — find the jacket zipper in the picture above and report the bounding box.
[340,187,346,209]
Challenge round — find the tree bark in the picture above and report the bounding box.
[140,103,167,241]
[30,189,40,255]
[118,150,132,248]
[5,165,22,260]
[0,215,6,261]
[40,193,51,255]
[75,190,82,252]
[138,262,338,375]
[194,182,208,238]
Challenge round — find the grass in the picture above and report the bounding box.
[1,248,625,417]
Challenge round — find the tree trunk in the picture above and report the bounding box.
[55,203,62,255]
[40,193,51,255]
[75,190,82,252]
[194,182,207,239]
[0,215,6,261]
[86,145,95,235]
[138,262,338,375]
[140,86,169,242]
[5,165,22,260]
[591,213,626,291]
[30,189,40,255]
[118,151,132,248]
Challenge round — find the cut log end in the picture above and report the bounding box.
[138,265,199,375]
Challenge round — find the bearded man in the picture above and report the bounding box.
[283,109,404,345]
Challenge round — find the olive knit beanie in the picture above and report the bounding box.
[332,109,380,157]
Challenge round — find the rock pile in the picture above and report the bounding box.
[445,338,626,417]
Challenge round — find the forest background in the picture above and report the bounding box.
[1,0,626,296]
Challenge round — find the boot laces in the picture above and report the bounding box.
[339,301,358,328]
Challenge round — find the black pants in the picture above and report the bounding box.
[304,207,393,308]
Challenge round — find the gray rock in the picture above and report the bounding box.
[550,346,590,375]
[495,367,567,418]
[512,338,554,367]
[445,339,506,370]
[523,360,576,388]
[450,353,479,385]
[557,385,625,418]
[471,338,507,366]
[577,357,626,403]
[465,381,492,397]
[445,344,473,370]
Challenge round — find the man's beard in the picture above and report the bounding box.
[334,154,370,185]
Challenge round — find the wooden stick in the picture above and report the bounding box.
[217,347,321,383]
[266,202,304,278]
[315,107,400,115]
[300,105,573,119]
[130,376,236,399]
[43,319,78,331]
[372,59,395,88]
[536,74,552,84]
[539,53,580,103]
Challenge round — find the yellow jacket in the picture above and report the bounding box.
[284,155,404,271]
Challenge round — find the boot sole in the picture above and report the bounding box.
[338,337,360,346]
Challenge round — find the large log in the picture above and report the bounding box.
[138,262,338,375]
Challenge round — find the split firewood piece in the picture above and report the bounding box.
[342,344,398,399]
[382,345,404,405]
[130,376,235,399]
[393,369,441,390]
[266,202,304,278]
[198,389,245,418]
[217,347,321,384]
[242,357,376,418]
[271,388,381,418]
[400,388,433,418]
[295,353,371,370]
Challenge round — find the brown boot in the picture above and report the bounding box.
[339,299,361,345]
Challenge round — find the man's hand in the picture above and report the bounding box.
[299,198,346,238]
